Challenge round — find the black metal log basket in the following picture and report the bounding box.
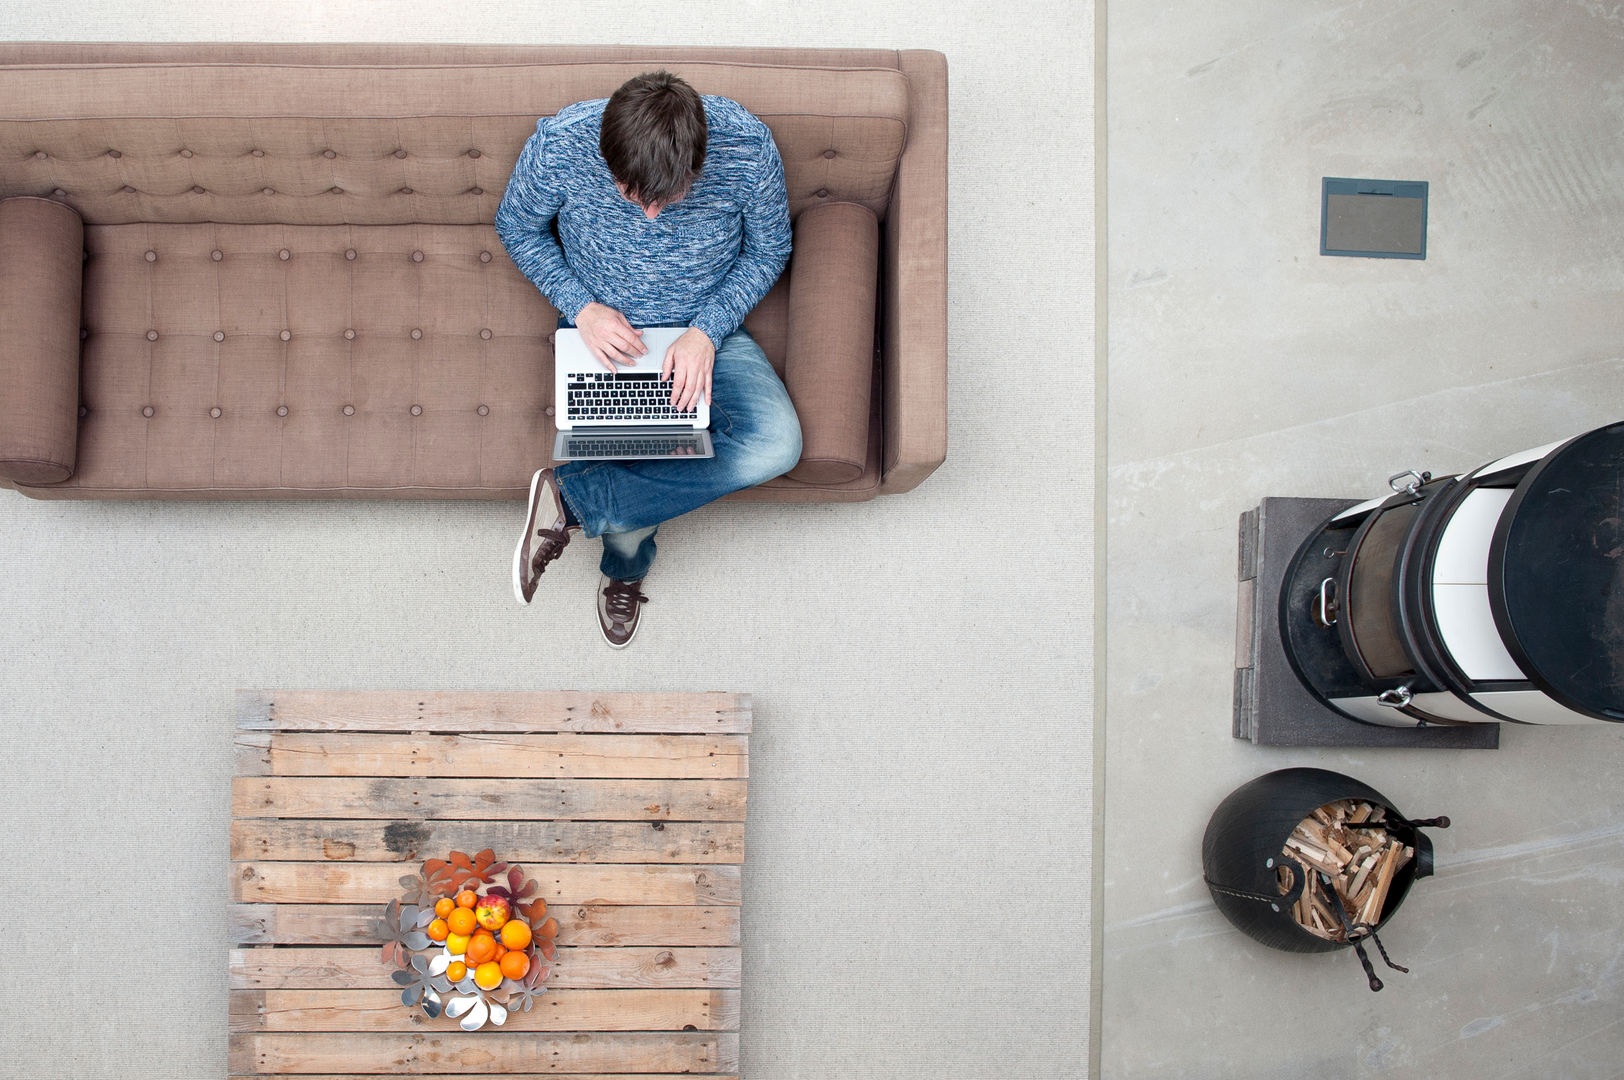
[1202,767,1450,991]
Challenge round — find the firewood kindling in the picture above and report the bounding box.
[1275,799,1413,941]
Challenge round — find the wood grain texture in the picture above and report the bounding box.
[237,690,752,734]
[232,776,748,821]
[232,861,741,906]
[228,1031,739,1075]
[230,818,744,864]
[229,988,741,1032]
[236,732,748,779]
[227,1075,737,1080]
[229,947,743,990]
[230,904,740,947]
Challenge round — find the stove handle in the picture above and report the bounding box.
[1376,685,1413,709]
[1316,577,1339,626]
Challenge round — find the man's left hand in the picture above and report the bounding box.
[662,328,716,412]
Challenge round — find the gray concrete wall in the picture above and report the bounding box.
[0,4,1093,1078]
[1106,1,1624,1077]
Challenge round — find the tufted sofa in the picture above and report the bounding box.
[0,44,946,501]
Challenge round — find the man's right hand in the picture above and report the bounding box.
[575,302,647,371]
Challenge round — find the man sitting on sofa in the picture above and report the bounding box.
[496,70,802,648]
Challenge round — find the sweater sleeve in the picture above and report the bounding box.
[688,131,792,347]
[494,118,597,322]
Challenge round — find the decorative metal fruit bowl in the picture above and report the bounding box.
[377,848,559,1030]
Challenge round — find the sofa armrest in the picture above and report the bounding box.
[783,201,879,485]
[878,49,949,495]
[0,197,83,485]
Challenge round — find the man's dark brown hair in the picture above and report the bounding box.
[599,70,707,207]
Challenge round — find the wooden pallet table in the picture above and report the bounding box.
[229,690,749,1079]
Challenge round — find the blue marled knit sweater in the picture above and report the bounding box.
[495,95,791,348]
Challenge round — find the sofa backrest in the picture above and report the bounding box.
[0,47,910,227]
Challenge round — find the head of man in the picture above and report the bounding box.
[600,70,706,219]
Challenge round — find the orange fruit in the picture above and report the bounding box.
[499,951,530,981]
[474,960,503,990]
[499,920,532,950]
[537,917,559,940]
[434,898,456,919]
[445,931,470,956]
[465,932,497,965]
[492,943,508,960]
[426,918,449,942]
[446,960,468,983]
[446,907,477,937]
[456,890,479,909]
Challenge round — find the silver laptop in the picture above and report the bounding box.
[552,326,715,460]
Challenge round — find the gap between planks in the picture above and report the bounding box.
[237,690,752,734]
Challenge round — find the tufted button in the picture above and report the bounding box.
[276,405,289,417]
[343,328,356,340]
[79,405,88,418]
[279,329,292,342]
[342,404,355,416]
[815,188,829,198]
[477,404,490,416]
[278,249,291,261]
[141,405,155,418]
[211,249,223,261]
[399,187,413,195]
[479,328,492,340]
[394,149,408,159]
[34,150,47,160]
[467,148,482,159]
[209,407,222,419]
[409,404,423,416]
[330,187,343,195]
[52,188,66,198]
[213,331,226,342]
[251,148,264,158]
[344,248,357,260]
[479,251,492,263]
[545,406,555,417]
[122,185,138,194]
[410,328,423,340]
[323,149,336,159]
[146,329,159,341]
[411,250,424,263]
[469,186,484,196]
[824,148,837,159]
[192,185,206,195]
[262,187,276,196]
[179,148,193,158]
[144,249,157,262]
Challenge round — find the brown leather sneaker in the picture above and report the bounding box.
[597,575,649,649]
[513,468,576,604]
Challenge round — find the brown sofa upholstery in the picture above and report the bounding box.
[0,44,946,502]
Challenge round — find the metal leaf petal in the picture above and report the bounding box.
[488,885,511,900]
[398,904,422,930]
[488,1001,508,1027]
[508,866,524,892]
[410,952,431,974]
[455,975,478,994]
[402,983,423,1006]
[402,931,431,951]
[399,874,420,889]
[459,997,489,1031]
[414,908,435,928]
[428,952,451,976]
[430,974,453,994]
[391,969,415,987]
[421,993,442,1019]
[444,994,477,1020]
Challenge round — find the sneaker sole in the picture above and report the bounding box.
[513,468,550,605]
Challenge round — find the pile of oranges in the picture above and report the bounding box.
[424,888,560,991]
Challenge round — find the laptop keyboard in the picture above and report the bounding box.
[566,371,699,421]
[562,433,708,459]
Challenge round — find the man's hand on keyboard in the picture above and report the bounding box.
[576,302,647,371]
[662,328,716,411]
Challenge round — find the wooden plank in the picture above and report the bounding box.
[231,904,740,947]
[232,777,748,821]
[229,1030,738,1075]
[238,690,752,734]
[232,862,741,906]
[230,819,744,864]
[230,947,741,991]
[228,1075,738,1080]
[238,732,748,779]
[230,988,741,1033]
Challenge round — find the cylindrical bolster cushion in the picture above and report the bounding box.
[0,197,83,485]
[783,201,879,485]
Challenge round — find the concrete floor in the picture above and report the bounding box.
[0,4,1092,1079]
[1104,1,1624,1077]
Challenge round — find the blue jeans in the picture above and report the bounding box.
[554,328,802,581]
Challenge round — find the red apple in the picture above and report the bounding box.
[474,894,511,931]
